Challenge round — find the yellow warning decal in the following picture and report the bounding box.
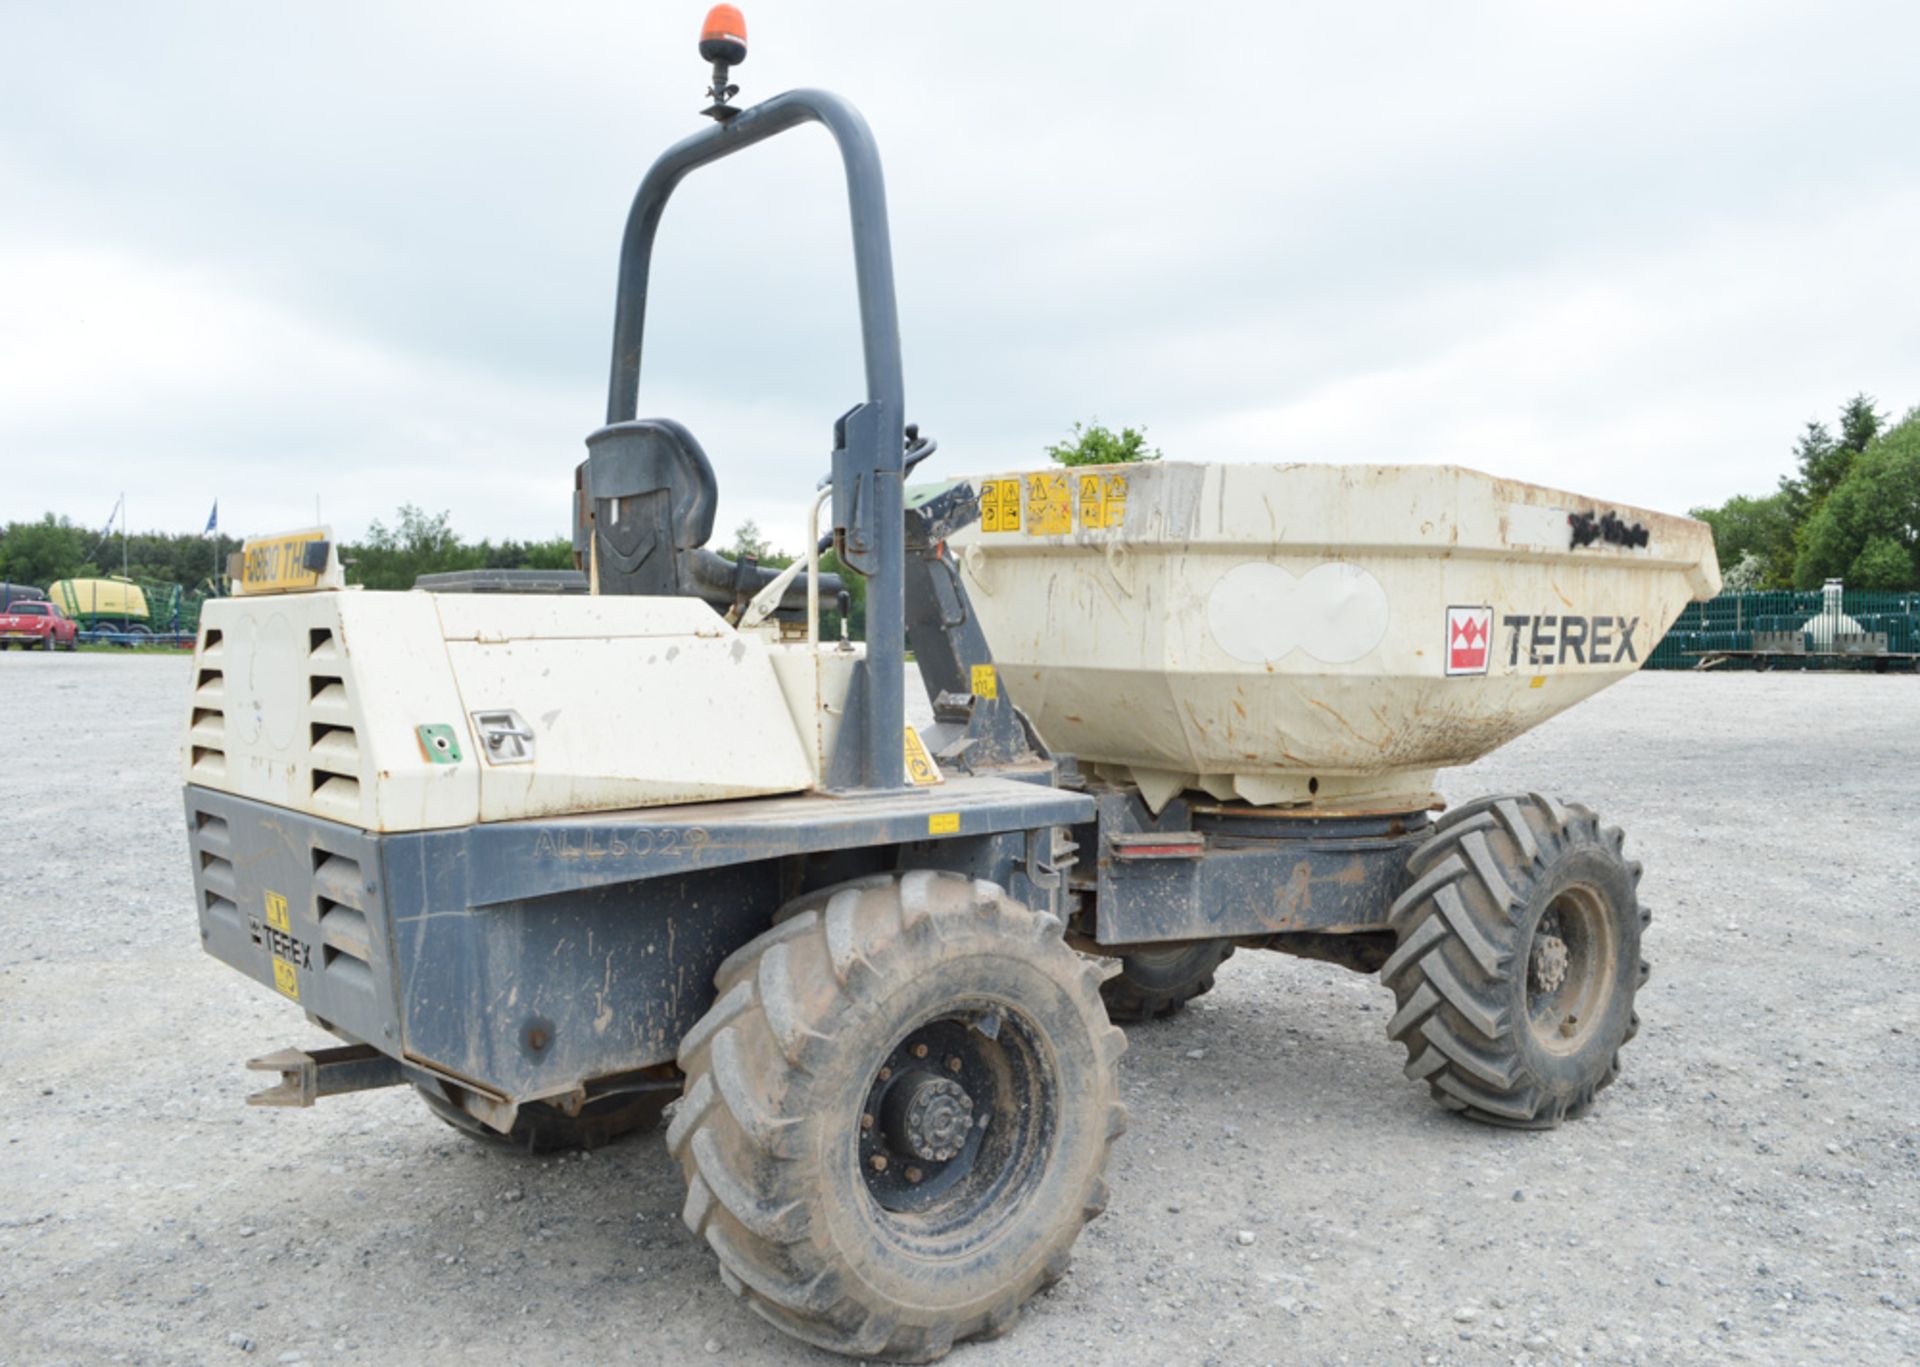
[1025,472,1072,535]
[1075,474,1104,527]
[264,890,290,933]
[903,728,943,786]
[970,664,998,699]
[928,812,961,835]
[272,957,300,1001]
[1075,472,1129,529]
[980,478,1021,533]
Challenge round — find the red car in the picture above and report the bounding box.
[0,599,78,650]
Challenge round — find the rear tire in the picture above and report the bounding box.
[1098,939,1235,1022]
[1381,793,1646,1129]
[413,1079,670,1155]
[670,870,1126,1362]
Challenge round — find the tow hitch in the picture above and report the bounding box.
[244,1044,404,1108]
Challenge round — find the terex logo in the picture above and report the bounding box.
[1503,614,1641,667]
[1445,606,1492,676]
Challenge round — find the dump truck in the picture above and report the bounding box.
[179,10,1719,1361]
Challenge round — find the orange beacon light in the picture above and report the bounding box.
[699,6,747,120]
[699,6,747,66]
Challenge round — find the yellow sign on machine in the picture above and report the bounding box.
[903,728,943,786]
[979,471,1127,534]
[262,891,300,1000]
[1024,472,1072,535]
[1075,472,1129,529]
[234,527,336,595]
[980,478,1021,533]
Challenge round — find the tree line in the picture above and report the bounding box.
[0,505,573,597]
[13,405,1898,613]
[0,420,1155,605]
[0,502,868,632]
[1692,394,1919,591]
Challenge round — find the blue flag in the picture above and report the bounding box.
[204,499,219,536]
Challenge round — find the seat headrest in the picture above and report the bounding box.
[582,418,718,551]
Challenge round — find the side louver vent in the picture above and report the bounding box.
[313,848,374,994]
[306,669,360,820]
[196,810,239,928]
[190,660,227,779]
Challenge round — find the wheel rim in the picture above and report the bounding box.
[1524,883,1617,1055]
[857,1000,1056,1254]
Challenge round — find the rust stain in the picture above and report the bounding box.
[1329,856,1369,887]
[1273,862,1313,925]
[1306,696,1382,749]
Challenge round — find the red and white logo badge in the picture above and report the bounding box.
[1446,606,1493,676]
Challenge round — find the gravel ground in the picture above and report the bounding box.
[2,653,1916,1366]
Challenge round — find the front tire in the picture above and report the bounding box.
[670,870,1126,1362]
[1098,939,1235,1022]
[413,1079,669,1154]
[1382,793,1646,1129]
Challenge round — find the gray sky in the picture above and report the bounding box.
[4,1,1917,553]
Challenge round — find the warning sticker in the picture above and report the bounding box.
[1075,472,1129,529]
[980,479,1021,533]
[970,664,998,700]
[256,890,307,1000]
[903,728,943,786]
[928,812,961,835]
[1025,473,1072,536]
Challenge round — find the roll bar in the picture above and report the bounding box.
[603,88,906,791]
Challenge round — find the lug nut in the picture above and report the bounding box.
[946,1056,962,1073]
[870,1154,888,1172]
[878,1066,891,1081]
[906,1167,923,1183]
[861,1113,874,1130]
[912,1043,929,1059]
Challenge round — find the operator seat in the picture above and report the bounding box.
[576,418,844,616]
[581,419,717,597]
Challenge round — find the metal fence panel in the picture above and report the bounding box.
[1647,587,1920,671]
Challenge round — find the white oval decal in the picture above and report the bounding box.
[1205,561,1390,665]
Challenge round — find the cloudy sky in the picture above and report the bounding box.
[3,2,1917,552]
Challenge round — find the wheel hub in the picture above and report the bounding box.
[885,1073,974,1162]
[1530,931,1571,994]
[860,1016,1007,1213]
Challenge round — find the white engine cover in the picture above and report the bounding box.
[184,591,815,832]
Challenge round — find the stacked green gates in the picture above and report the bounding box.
[1647,588,1920,669]
[141,580,211,636]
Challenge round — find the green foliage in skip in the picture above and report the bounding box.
[1045,420,1162,467]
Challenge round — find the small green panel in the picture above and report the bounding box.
[416,723,464,765]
